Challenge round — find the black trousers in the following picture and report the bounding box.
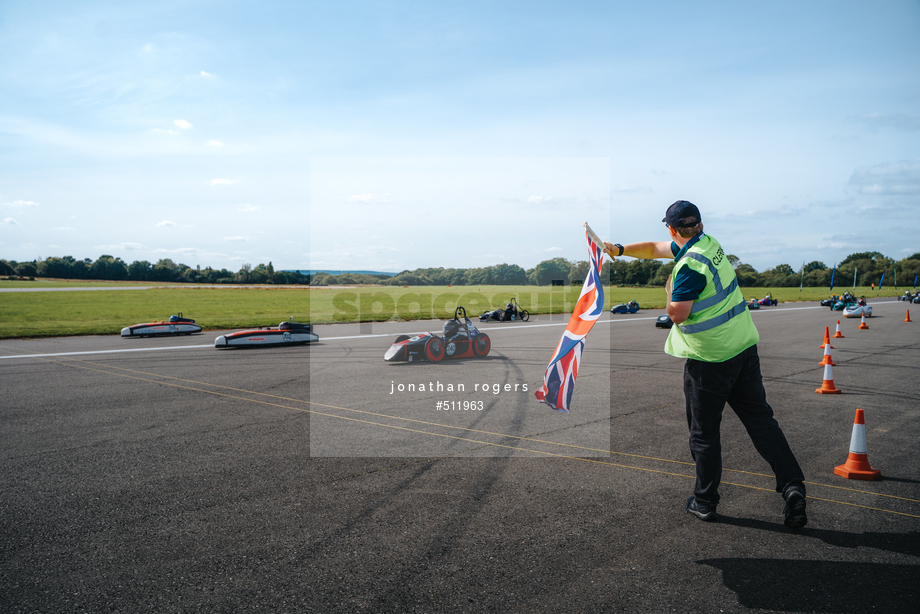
[683,344,805,507]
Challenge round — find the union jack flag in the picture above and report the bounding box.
[535,225,606,413]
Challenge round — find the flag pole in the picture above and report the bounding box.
[583,222,608,259]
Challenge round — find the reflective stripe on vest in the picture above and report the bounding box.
[678,299,748,334]
[682,252,739,314]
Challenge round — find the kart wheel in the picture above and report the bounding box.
[472,334,491,357]
[425,337,445,362]
[521,310,529,322]
[395,335,410,343]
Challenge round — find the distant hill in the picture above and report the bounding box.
[285,270,398,277]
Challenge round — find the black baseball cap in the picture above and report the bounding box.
[662,200,701,228]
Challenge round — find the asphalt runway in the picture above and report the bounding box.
[1,300,918,613]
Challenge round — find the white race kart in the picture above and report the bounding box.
[842,304,873,318]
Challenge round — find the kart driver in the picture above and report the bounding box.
[603,200,808,528]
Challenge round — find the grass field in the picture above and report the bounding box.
[0,282,908,339]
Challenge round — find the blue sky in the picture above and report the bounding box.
[1,1,918,273]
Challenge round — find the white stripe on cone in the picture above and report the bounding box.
[849,422,868,455]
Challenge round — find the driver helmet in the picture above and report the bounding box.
[442,319,461,338]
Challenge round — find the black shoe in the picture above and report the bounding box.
[686,495,717,521]
[783,485,808,529]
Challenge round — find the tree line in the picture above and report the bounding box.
[3,251,919,287]
[0,256,309,285]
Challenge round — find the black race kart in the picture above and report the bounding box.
[655,314,673,328]
[121,312,202,337]
[480,297,530,322]
[386,307,491,363]
[610,300,640,314]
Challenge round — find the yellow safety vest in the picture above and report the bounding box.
[665,235,759,362]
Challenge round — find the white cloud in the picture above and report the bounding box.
[848,159,920,195]
[543,246,563,252]
[853,113,920,132]
[174,119,193,130]
[142,43,154,52]
[526,195,554,204]
[209,178,238,186]
[200,71,214,78]
[152,128,179,135]
[613,186,653,194]
[2,199,39,207]
[348,193,394,203]
[156,220,176,227]
[3,218,19,225]
[206,140,224,147]
[237,204,260,212]
[94,242,143,251]
[223,236,248,242]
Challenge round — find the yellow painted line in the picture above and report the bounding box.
[28,356,920,520]
[56,357,920,507]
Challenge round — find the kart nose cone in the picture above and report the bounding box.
[121,327,131,337]
[214,335,227,347]
[384,343,403,361]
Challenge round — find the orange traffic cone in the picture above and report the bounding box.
[820,326,833,349]
[858,314,869,330]
[834,408,881,480]
[815,363,841,394]
[819,342,836,366]
[906,309,912,323]
[833,320,844,338]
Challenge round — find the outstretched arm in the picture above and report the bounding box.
[603,241,673,260]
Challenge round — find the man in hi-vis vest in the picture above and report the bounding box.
[604,200,807,529]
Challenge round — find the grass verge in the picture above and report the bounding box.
[0,284,905,339]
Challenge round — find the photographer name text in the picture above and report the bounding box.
[390,381,529,394]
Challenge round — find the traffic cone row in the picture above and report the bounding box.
[816,325,841,392]
[815,315,889,481]
[834,409,881,480]
[815,306,899,481]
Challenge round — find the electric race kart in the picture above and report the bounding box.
[214,318,318,348]
[610,300,640,314]
[758,295,778,306]
[121,313,202,337]
[480,298,530,322]
[842,302,873,318]
[655,314,673,328]
[386,307,491,363]
[746,298,761,310]
[829,292,857,311]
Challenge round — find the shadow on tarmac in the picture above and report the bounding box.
[700,515,919,612]
[875,475,920,485]
[698,557,918,613]
[715,514,920,556]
